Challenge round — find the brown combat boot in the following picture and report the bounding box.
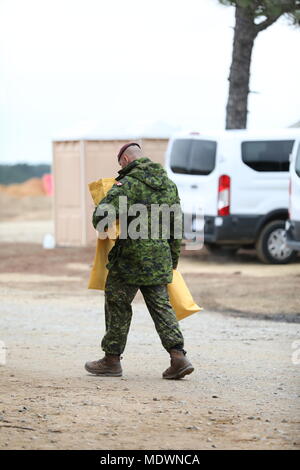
[84,354,122,377]
[162,349,194,380]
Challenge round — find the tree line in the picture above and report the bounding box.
[0,163,51,185]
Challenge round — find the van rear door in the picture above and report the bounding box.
[166,137,218,217]
[290,142,300,221]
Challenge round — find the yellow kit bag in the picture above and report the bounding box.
[88,178,118,291]
[88,178,203,320]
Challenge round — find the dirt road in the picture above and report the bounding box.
[0,243,299,449]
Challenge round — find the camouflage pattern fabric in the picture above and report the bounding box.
[92,157,183,286]
[101,266,184,355]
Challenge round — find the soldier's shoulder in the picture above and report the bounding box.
[166,178,180,202]
[114,176,132,188]
[166,177,179,191]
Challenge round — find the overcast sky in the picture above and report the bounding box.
[1,0,300,164]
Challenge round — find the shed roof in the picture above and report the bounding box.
[53,135,170,143]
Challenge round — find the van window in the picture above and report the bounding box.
[241,140,294,172]
[170,139,217,175]
[295,144,300,178]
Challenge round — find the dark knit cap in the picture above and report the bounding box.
[117,142,141,162]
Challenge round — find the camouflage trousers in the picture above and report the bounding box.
[101,267,184,355]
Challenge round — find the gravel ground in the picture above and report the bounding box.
[0,269,300,450]
[0,221,54,244]
[0,208,299,449]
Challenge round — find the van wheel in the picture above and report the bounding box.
[256,220,296,264]
[205,244,239,256]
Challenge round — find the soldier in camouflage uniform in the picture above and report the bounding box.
[85,143,194,379]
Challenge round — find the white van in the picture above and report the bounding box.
[165,129,300,264]
[286,140,300,251]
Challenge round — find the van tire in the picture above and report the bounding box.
[256,220,296,264]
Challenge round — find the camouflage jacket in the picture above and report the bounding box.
[92,157,182,285]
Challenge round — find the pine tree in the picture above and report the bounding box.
[219,0,300,128]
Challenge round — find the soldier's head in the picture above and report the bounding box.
[117,142,142,169]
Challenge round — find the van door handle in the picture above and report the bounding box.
[191,185,198,189]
